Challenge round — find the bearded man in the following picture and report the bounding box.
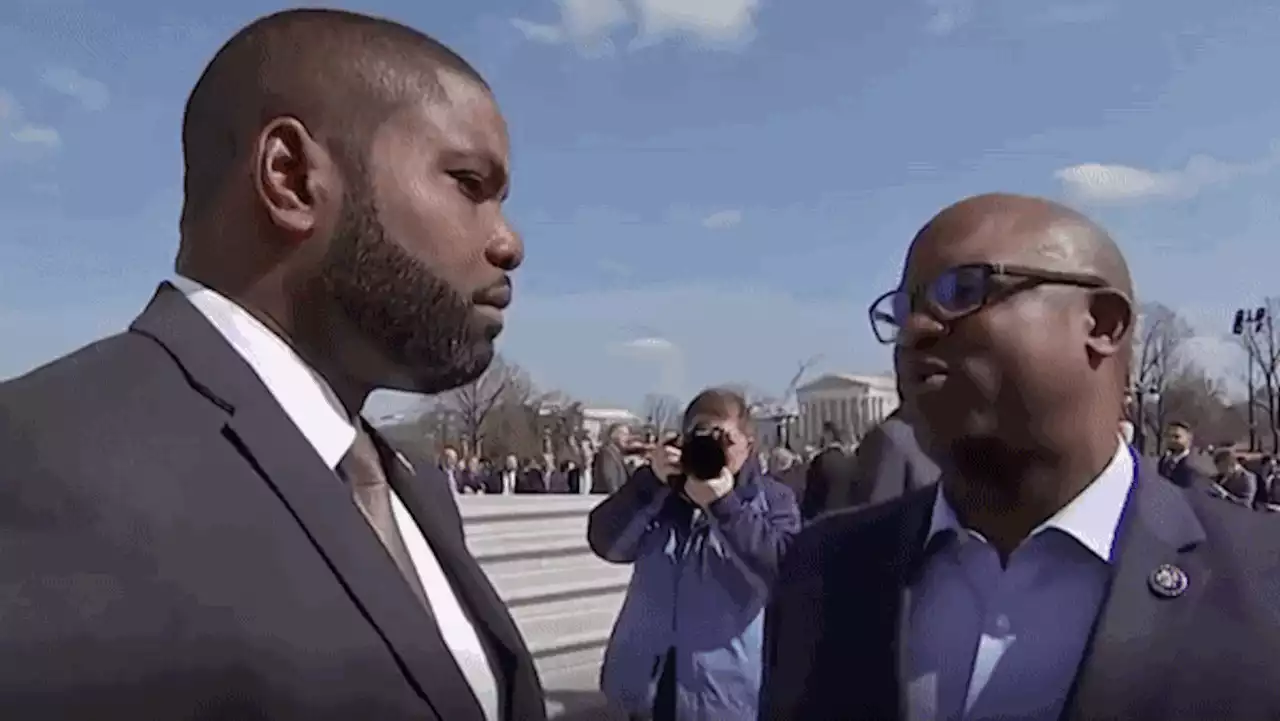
[0,9,544,721]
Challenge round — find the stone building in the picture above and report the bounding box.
[794,373,898,448]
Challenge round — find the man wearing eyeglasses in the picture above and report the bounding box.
[760,193,1280,721]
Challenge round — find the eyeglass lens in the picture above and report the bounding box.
[874,266,992,341]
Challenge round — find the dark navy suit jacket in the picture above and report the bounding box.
[0,286,546,721]
[760,462,1280,721]
[1159,452,1207,490]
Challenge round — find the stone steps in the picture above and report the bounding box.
[458,496,627,719]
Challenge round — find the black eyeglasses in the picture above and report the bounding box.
[868,262,1110,344]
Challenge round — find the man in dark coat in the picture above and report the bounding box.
[1159,421,1208,490]
[0,10,544,720]
[762,193,1280,721]
[837,408,940,509]
[799,422,855,521]
[591,422,632,494]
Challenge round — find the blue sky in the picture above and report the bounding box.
[1,0,1278,414]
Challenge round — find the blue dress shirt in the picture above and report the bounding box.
[905,442,1134,721]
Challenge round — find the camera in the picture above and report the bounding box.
[679,425,731,482]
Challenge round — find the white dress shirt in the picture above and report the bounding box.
[172,277,500,720]
[906,440,1134,721]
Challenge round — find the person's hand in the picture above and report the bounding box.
[649,443,682,483]
[684,466,735,508]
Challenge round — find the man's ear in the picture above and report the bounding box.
[1085,289,1135,359]
[252,116,340,240]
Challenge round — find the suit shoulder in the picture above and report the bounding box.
[1184,489,1280,617]
[875,417,914,444]
[1,331,164,407]
[1190,487,1280,547]
[0,330,212,469]
[781,487,929,578]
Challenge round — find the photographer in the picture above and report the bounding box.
[587,387,801,721]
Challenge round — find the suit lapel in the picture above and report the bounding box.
[372,431,546,720]
[849,489,932,720]
[130,285,485,721]
[1064,464,1208,721]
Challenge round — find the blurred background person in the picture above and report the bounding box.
[769,446,807,503]
[799,422,854,521]
[499,454,519,495]
[1159,421,1208,489]
[458,456,486,494]
[1210,448,1258,507]
[439,447,461,493]
[1257,456,1280,509]
[592,423,632,494]
[516,457,548,494]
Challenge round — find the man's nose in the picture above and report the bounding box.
[487,216,523,271]
[896,308,946,349]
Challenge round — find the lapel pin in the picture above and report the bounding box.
[1148,563,1189,599]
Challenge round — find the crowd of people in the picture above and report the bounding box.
[3,7,1280,721]
[436,412,940,522]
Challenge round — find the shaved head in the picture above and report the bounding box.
[180,8,486,226]
[174,8,522,404]
[908,193,1133,300]
[892,193,1136,507]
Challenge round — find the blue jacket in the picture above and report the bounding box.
[588,460,800,720]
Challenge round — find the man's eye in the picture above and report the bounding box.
[450,172,485,200]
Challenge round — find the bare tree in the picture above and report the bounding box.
[642,393,683,436]
[1161,366,1243,446]
[1131,303,1192,451]
[1237,298,1280,452]
[438,355,524,458]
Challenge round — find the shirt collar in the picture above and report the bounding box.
[926,440,1134,563]
[172,276,357,469]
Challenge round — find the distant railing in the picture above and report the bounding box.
[458,495,628,720]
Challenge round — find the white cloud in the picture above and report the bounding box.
[1055,145,1280,205]
[10,125,60,148]
[512,0,630,55]
[701,209,743,229]
[631,0,759,47]
[614,335,686,397]
[0,89,61,154]
[40,66,110,111]
[925,0,974,35]
[512,0,760,54]
[618,336,678,353]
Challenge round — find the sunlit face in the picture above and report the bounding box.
[317,69,521,395]
[1164,425,1191,454]
[611,425,631,447]
[897,215,1096,456]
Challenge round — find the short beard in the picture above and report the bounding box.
[943,435,1031,513]
[312,187,494,395]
